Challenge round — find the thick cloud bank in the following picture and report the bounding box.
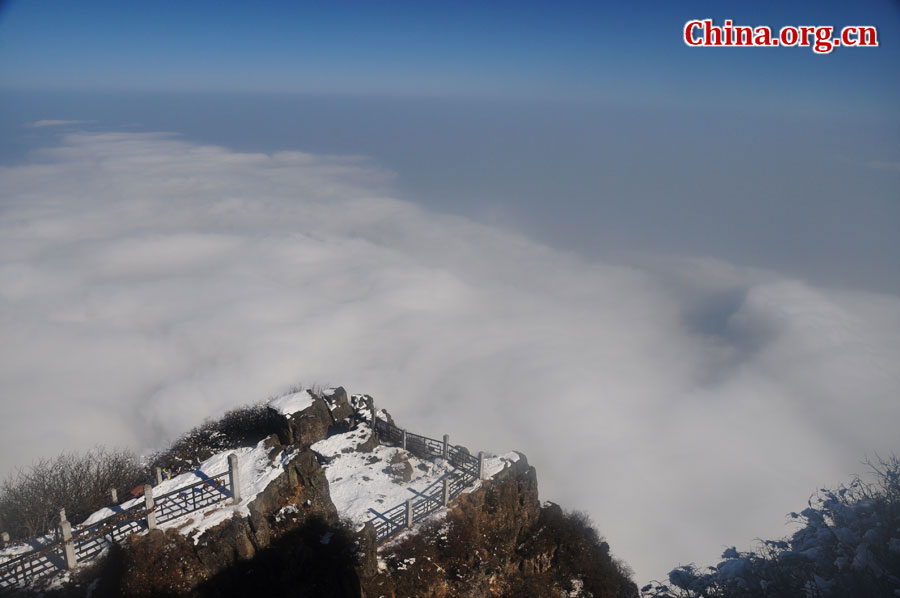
[1,132,898,580]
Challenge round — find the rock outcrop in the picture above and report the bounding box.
[358,454,636,598]
[274,387,354,448]
[7,392,637,598]
[110,447,340,596]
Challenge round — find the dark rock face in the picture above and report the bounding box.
[80,403,355,598]
[362,456,638,598]
[195,515,362,598]
[277,399,332,447]
[321,387,354,425]
[360,456,542,598]
[103,448,341,597]
[357,523,378,579]
[117,529,205,596]
[273,386,354,448]
[249,447,338,529]
[91,516,363,598]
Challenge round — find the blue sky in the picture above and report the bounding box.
[1,0,897,293]
[1,0,898,109]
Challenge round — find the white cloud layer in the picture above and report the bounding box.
[25,119,92,128]
[1,132,898,581]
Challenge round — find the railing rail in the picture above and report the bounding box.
[369,502,408,542]
[0,464,235,589]
[2,411,495,586]
[0,540,65,589]
[155,472,230,524]
[369,416,485,543]
[72,502,146,562]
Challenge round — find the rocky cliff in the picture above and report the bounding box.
[4,388,636,598]
[363,457,637,598]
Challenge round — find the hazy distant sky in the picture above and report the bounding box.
[1,0,898,585]
[2,0,898,107]
[2,0,898,292]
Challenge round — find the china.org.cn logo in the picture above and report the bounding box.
[684,19,878,54]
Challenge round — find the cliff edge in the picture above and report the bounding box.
[0,388,637,598]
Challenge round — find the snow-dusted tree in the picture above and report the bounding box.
[641,455,900,598]
[0,447,143,539]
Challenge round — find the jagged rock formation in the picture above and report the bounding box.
[274,387,354,448]
[363,457,637,598]
[2,388,636,598]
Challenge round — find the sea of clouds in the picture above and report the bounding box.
[1,131,898,581]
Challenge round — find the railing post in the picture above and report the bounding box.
[110,488,118,504]
[1,531,9,548]
[228,453,241,504]
[144,484,157,530]
[401,429,407,451]
[478,451,486,480]
[442,434,449,459]
[57,507,66,542]
[405,499,413,528]
[442,478,450,506]
[155,467,163,486]
[59,509,77,570]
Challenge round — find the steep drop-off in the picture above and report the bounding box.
[3,388,637,598]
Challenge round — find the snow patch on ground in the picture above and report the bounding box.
[1,439,296,589]
[166,441,297,541]
[70,439,296,545]
[1,432,518,562]
[311,422,457,528]
[2,393,521,585]
[0,536,56,562]
[312,420,520,540]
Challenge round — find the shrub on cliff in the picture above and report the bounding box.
[378,502,638,598]
[517,505,639,598]
[0,401,285,541]
[642,455,900,598]
[146,402,282,474]
[0,447,144,539]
